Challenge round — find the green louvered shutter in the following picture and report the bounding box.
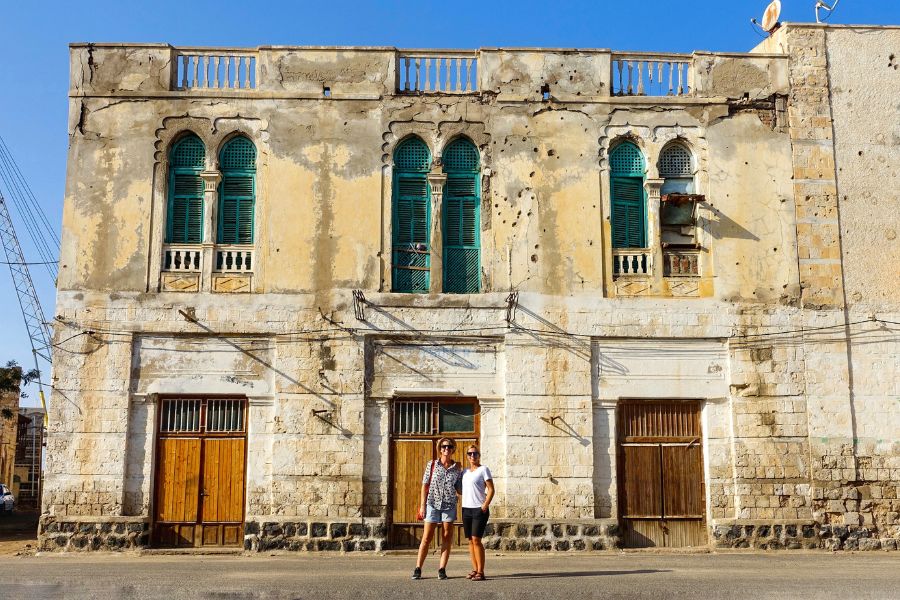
[609,142,646,248]
[218,137,256,245]
[611,177,646,248]
[442,138,480,294]
[392,137,432,293]
[167,135,205,244]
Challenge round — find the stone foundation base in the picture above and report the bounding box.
[39,516,150,551]
[712,522,899,551]
[244,519,387,552]
[482,520,620,551]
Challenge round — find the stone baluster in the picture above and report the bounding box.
[637,61,645,95]
[404,58,410,91]
[180,55,189,89]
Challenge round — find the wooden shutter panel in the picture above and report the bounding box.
[393,173,430,292]
[611,176,646,248]
[442,173,480,294]
[219,175,254,244]
[167,135,206,245]
[168,173,204,244]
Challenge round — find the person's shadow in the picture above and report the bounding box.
[490,569,669,580]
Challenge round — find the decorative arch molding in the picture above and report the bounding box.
[599,124,707,183]
[154,114,269,169]
[381,119,491,170]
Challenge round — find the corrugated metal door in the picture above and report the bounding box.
[617,400,706,548]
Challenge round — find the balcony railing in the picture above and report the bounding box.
[664,249,700,277]
[613,248,652,276]
[174,49,257,90]
[163,245,203,272]
[397,52,478,93]
[215,245,253,272]
[611,54,692,97]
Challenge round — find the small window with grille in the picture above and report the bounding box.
[159,398,246,434]
[391,399,478,435]
[658,144,694,195]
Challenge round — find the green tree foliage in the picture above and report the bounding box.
[0,360,39,419]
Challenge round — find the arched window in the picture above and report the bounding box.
[218,136,257,245]
[166,134,205,244]
[442,138,481,294]
[609,142,646,248]
[392,137,431,293]
[659,144,694,195]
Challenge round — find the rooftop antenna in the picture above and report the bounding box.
[751,0,782,36]
[815,0,840,23]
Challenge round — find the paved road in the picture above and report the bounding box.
[0,551,898,599]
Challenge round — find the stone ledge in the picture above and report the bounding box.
[38,516,149,552]
[244,519,388,553]
[711,522,899,551]
[481,520,620,552]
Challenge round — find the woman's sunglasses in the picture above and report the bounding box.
[467,451,480,457]
[440,445,455,450]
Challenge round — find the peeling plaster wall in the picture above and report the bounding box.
[44,38,899,550]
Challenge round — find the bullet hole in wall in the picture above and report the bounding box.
[531,254,538,262]
[540,83,551,101]
[548,149,556,156]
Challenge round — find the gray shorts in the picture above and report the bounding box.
[424,505,456,523]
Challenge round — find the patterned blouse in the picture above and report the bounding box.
[422,460,462,510]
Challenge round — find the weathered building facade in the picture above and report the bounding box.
[41,23,899,552]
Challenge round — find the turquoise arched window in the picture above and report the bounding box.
[609,142,647,248]
[166,134,205,244]
[218,136,257,245]
[442,138,481,293]
[392,137,431,293]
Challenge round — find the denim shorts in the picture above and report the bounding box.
[424,504,456,523]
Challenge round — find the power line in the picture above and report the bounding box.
[0,135,59,281]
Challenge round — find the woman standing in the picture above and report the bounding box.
[461,444,494,582]
[412,437,462,580]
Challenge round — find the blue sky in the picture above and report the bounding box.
[0,0,898,405]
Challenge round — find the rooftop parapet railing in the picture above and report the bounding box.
[611,53,693,97]
[397,51,479,93]
[173,48,258,91]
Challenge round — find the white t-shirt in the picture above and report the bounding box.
[461,465,493,508]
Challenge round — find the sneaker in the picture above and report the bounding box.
[438,568,448,580]
[411,567,421,580]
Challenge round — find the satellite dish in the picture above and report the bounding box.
[762,0,782,32]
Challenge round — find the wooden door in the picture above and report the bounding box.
[389,398,479,548]
[617,400,706,548]
[153,398,247,548]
